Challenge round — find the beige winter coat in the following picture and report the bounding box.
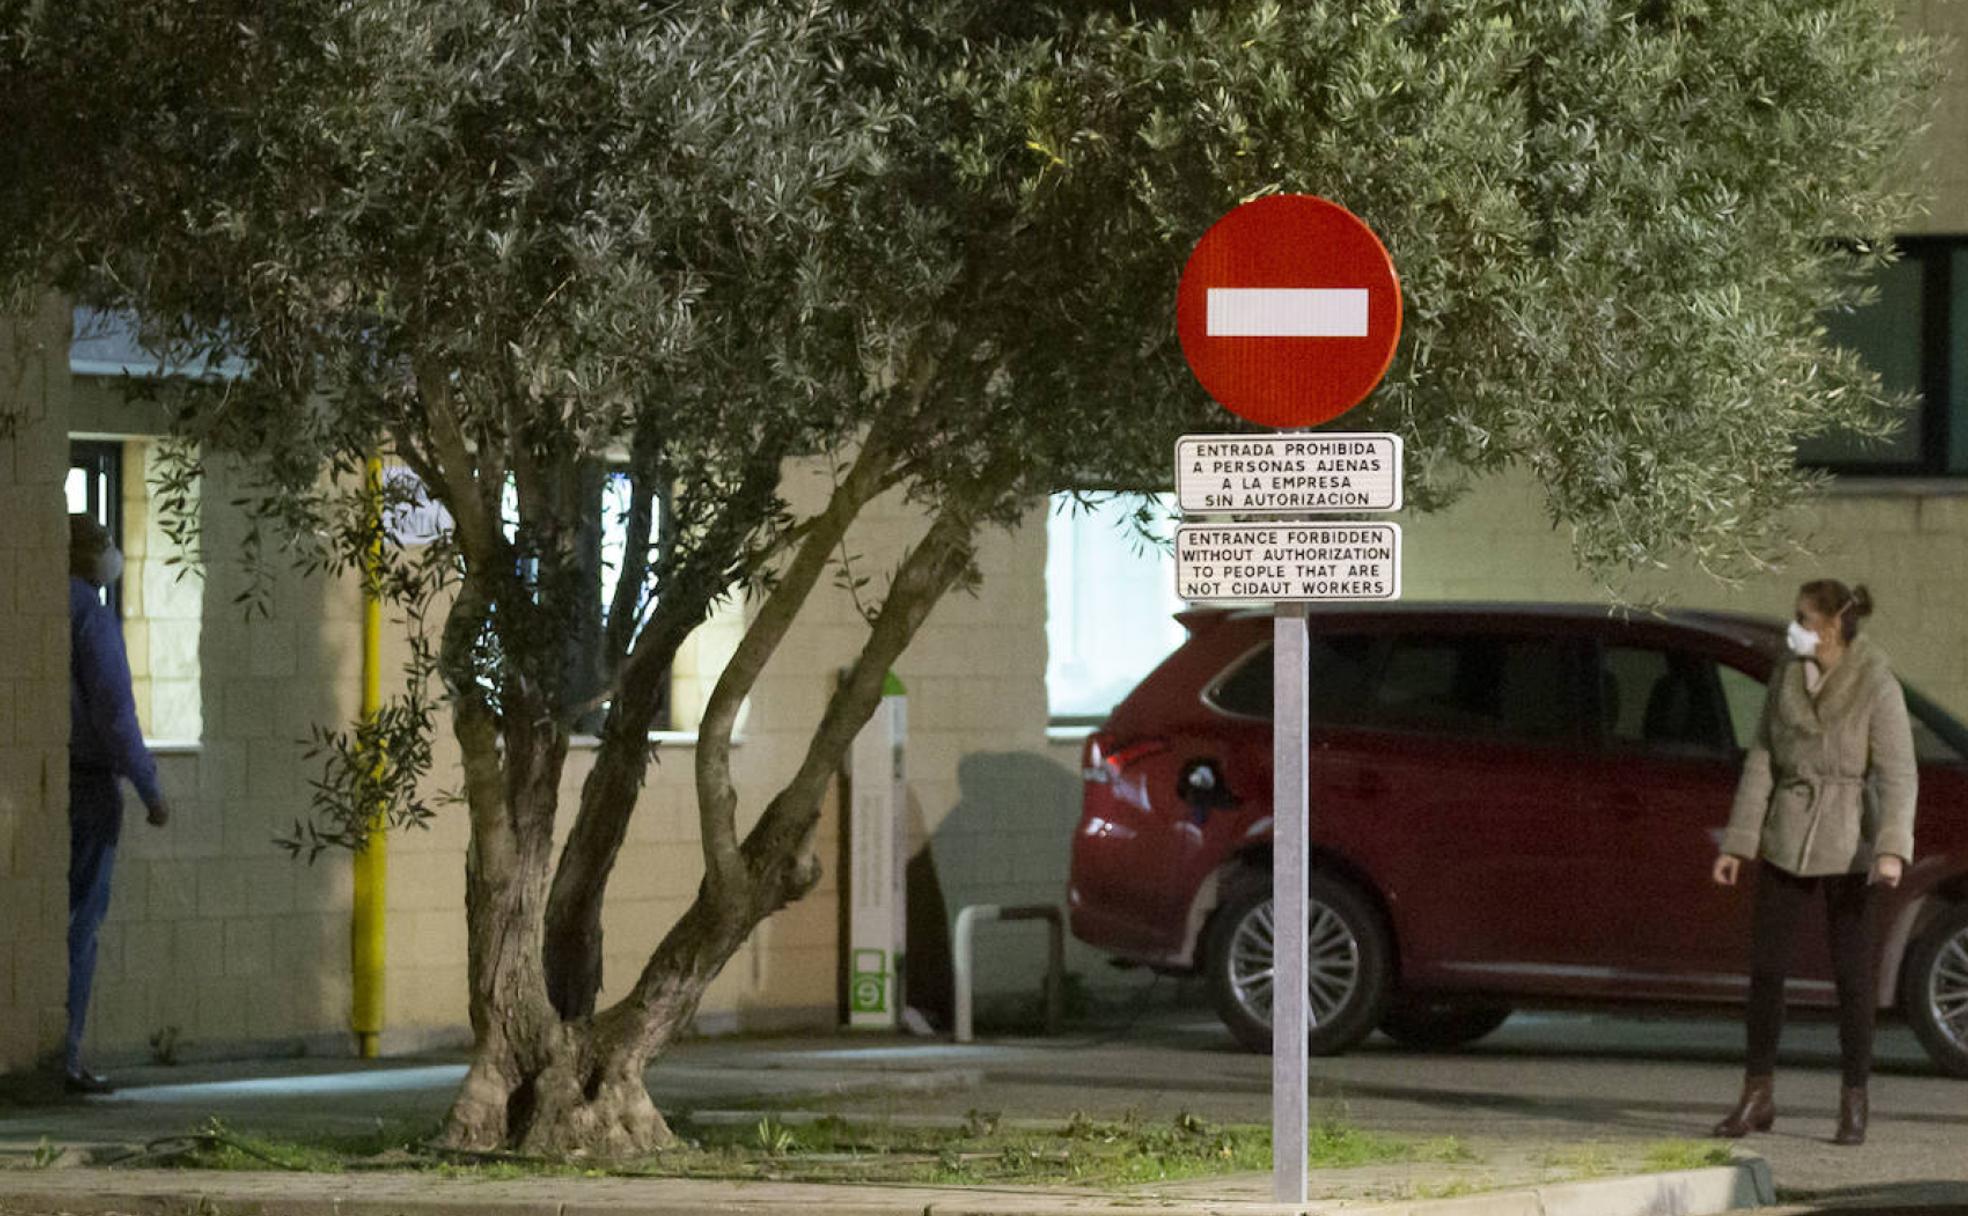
[1720,636,1918,876]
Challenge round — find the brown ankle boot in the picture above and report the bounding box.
[1834,1084,1868,1145]
[1712,1074,1775,1138]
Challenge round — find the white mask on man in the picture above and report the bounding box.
[94,545,124,588]
[1786,619,1820,658]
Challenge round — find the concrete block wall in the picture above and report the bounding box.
[118,440,202,742]
[1912,0,1968,235]
[84,442,360,1064]
[1394,471,1968,718]
[0,302,77,1071]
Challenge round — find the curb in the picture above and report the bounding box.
[0,1158,1776,1216]
[1344,1158,1776,1216]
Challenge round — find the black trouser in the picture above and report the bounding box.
[1746,864,1876,1088]
[67,768,124,1075]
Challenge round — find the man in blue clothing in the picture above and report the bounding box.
[66,515,170,1095]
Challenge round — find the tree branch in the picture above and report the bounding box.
[740,487,986,896]
[417,362,502,566]
[541,436,795,1020]
[690,427,896,899]
[600,477,998,1057]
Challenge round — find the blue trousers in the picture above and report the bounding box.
[67,769,123,1075]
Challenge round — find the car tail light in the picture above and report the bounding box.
[1082,731,1168,785]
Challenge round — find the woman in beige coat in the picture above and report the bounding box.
[1710,580,1917,1147]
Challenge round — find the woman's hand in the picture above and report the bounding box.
[1712,854,1742,887]
[1870,854,1905,888]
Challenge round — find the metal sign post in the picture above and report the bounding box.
[1172,194,1404,1206]
[1271,600,1311,1206]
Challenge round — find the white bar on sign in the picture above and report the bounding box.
[1207,288,1369,337]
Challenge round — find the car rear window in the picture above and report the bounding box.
[1209,633,1379,722]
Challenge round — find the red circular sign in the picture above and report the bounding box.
[1176,195,1402,428]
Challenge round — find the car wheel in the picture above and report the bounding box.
[1204,873,1393,1056]
[1902,900,1968,1078]
[1377,999,1513,1050]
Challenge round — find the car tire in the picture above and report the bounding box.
[1377,999,1513,1051]
[1901,900,1968,1078]
[1204,872,1393,1056]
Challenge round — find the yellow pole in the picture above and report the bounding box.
[352,456,388,1058]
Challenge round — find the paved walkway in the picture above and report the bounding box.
[0,1158,1772,1216]
[0,1009,1957,1212]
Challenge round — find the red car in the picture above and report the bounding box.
[1067,603,1968,1074]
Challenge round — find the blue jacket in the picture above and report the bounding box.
[69,576,163,809]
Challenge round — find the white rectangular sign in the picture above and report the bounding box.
[1206,287,1369,337]
[1176,522,1402,603]
[1176,433,1403,515]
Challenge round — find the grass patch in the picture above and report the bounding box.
[137,1110,1481,1189]
[1641,1140,1735,1173]
[1306,1120,1475,1169]
[1540,1139,1733,1181]
[1540,1143,1619,1179]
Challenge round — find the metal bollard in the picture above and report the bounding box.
[951,903,1065,1043]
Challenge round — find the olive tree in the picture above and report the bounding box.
[3,0,1932,1157]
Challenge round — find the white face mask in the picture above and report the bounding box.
[1786,619,1820,658]
[94,545,124,588]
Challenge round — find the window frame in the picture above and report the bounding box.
[67,440,125,618]
[1804,234,1963,478]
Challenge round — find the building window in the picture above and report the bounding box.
[499,468,683,733]
[1801,237,1966,475]
[66,441,124,615]
[1045,493,1185,725]
[67,438,203,742]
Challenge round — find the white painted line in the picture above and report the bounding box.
[1206,288,1369,337]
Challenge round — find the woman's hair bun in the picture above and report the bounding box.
[1849,584,1874,619]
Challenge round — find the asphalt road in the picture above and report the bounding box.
[782,999,1968,1210]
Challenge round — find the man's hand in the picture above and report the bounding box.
[146,799,171,828]
[1870,854,1904,888]
[1712,854,1742,887]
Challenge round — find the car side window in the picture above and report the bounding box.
[1209,633,1379,723]
[1903,687,1968,765]
[1717,665,1767,750]
[1911,714,1966,765]
[1361,634,1577,742]
[1599,645,1735,755]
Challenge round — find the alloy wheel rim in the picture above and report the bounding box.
[1228,896,1361,1030]
[1928,927,1968,1054]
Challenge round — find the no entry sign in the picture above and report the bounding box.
[1171,197,1404,1206]
[1175,195,1402,428]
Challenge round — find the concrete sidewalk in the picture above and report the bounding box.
[0,1159,1776,1216]
[0,1019,1784,1216]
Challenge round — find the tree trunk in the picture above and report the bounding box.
[445,461,998,1160]
[438,702,682,1155]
